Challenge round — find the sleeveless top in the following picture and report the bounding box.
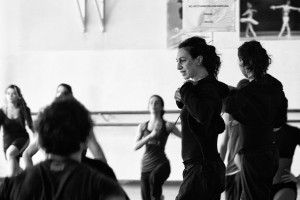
[141,121,170,173]
[0,108,30,151]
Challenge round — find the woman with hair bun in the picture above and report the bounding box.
[134,95,181,200]
[0,85,33,176]
[174,36,229,199]
[224,40,288,200]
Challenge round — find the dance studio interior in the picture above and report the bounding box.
[0,0,300,199]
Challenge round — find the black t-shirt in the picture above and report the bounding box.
[82,156,117,181]
[0,159,126,200]
[225,74,288,150]
[179,76,229,161]
[275,124,300,159]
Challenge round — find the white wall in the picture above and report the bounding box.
[0,0,300,180]
[1,0,299,111]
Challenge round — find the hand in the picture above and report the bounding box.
[281,169,299,183]
[174,88,182,102]
[270,6,275,10]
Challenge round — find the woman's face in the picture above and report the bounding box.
[176,48,198,80]
[5,88,18,104]
[56,86,71,98]
[238,58,248,78]
[148,97,163,114]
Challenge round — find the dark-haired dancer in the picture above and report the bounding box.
[224,40,288,200]
[174,36,229,200]
[0,85,33,177]
[134,95,181,200]
[0,97,127,200]
[23,83,107,168]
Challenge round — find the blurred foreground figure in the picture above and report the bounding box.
[0,97,127,200]
[23,83,107,168]
[219,79,249,200]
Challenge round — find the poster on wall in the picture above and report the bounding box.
[167,0,183,49]
[240,0,300,40]
[182,0,235,32]
[167,0,234,49]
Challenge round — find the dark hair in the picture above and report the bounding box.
[5,85,27,107]
[178,36,221,78]
[238,40,271,80]
[5,84,32,127]
[57,83,73,95]
[34,97,93,156]
[149,95,165,118]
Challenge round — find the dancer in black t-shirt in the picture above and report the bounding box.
[0,97,127,200]
[224,40,288,200]
[174,36,229,200]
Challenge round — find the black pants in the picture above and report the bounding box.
[141,161,170,200]
[176,157,225,200]
[240,148,279,200]
[225,173,242,200]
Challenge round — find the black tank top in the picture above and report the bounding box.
[141,121,170,172]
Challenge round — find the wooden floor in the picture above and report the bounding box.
[121,181,300,200]
[121,181,224,200]
[1,176,300,200]
[1,125,300,199]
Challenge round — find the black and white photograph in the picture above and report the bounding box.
[0,0,300,200]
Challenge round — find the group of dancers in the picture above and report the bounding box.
[241,1,300,38]
[135,37,299,200]
[0,36,299,200]
[0,84,108,177]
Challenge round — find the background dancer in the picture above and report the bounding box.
[134,94,181,200]
[0,85,33,177]
[219,79,249,200]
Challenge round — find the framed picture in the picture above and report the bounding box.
[240,0,300,40]
[167,0,233,49]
